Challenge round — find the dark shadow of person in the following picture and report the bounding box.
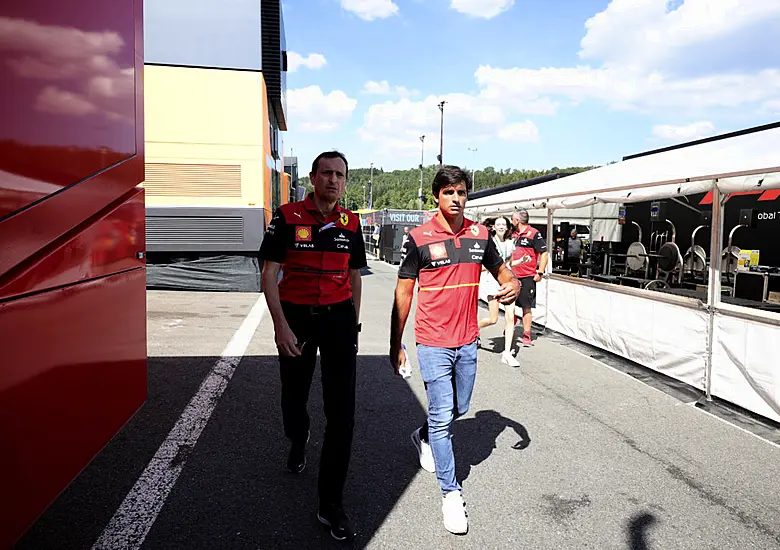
[453,410,531,485]
[627,512,657,550]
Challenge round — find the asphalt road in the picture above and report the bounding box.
[17,260,780,549]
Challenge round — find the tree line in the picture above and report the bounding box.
[300,164,597,211]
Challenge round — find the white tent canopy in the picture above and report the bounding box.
[466,124,780,212]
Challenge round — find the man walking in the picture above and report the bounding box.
[260,151,365,541]
[389,165,519,535]
[510,208,549,348]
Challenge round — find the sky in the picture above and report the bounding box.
[280,0,780,173]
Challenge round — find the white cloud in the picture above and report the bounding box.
[287,52,327,72]
[762,99,780,114]
[498,121,540,142]
[36,86,97,116]
[288,86,357,132]
[469,1,780,116]
[357,93,536,160]
[451,0,514,19]
[652,121,715,142]
[0,16,134,122]
[474,65,780,112]
[362,80,418,98]
[580,0,780,70]
[340,0,398,21]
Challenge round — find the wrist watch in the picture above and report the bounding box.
[356,323,362,333]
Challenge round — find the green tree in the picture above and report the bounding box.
[298,164,596,210]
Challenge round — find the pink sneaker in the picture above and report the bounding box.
[522,332,533,347]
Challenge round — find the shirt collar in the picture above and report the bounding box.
[303,193,344,218]
[431,214,474,236]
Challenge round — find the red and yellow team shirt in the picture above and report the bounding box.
[511,226,547,279]
[259,194,367,306]
[399,216,504,348]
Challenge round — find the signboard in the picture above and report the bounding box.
[361,209,437,227]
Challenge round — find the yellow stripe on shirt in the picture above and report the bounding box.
[418,282,481,291]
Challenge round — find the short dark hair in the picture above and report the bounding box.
[311,151,349,178]
[432,165,472,198]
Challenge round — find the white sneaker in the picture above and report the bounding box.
[442,491,468,534]
[411,427,435,473]
[500,350,520,367]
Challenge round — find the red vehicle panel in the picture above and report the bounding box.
[0,0,137,219]
[0,0,146,546]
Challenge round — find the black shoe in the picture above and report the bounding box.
[317,504,355,541]
[286,431,310,474]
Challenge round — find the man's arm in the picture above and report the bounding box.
[258,208,298,357]
[261,261,300,357]
[536,252,550,281]
[533,231,550,282]
[390,278,416,375]
[350,269,362,323]
[489,263,520,304]
[390,234,420,374]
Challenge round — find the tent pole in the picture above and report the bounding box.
[705,183,723,402]
[544,207,553,333]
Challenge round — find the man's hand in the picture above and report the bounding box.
[533,273,542,283]
[389,344,406,376]
[275,322,301,357]
[494,277,520,305]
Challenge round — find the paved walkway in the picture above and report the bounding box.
[18,260,780,549]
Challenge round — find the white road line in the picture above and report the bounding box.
[687,403,780,451]
[562,342,780,450]
[92,296,268,550]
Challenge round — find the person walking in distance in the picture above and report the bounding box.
[510,208,549,348]
[478,216,519,367]
[259,151,365,542]
[390,166,519,535]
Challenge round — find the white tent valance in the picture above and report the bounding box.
[717,172,780,194]
[466,124,780,212]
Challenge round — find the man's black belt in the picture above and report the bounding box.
[283,298,354,316]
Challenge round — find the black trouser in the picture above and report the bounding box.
[279,299,358,507]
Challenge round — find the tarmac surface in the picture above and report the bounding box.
[17,260,780,549]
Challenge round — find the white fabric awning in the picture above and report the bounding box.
[466,124,780,212]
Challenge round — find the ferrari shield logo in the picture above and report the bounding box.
[339,213,349,226]
[470,225,480,236]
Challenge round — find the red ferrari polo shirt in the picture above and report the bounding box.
[511,226,547,279]
[259,194,367,305]
[399,216,503,348]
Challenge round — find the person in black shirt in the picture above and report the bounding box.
[259,151,366,542]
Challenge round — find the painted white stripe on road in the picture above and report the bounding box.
[92,296,268,550]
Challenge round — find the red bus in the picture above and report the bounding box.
[0,1,146,546]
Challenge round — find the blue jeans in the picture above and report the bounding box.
[417,341,478,495]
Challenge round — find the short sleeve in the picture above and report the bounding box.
[482,236,504,270]
[533,231,548,254]
[349,228,368,269]
[398,235,420,279]
[259,208,287,263]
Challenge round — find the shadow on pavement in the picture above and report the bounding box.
[454,410,531,486]
[16,354,425,549]
[627,512,658,550]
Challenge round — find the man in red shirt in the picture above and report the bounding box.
[260,151,365,542]
[389,165,519,535]
[510,208,549,348]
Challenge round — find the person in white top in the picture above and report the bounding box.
[478,216,520,367]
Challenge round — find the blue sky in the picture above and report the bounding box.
[282,0,780,172]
